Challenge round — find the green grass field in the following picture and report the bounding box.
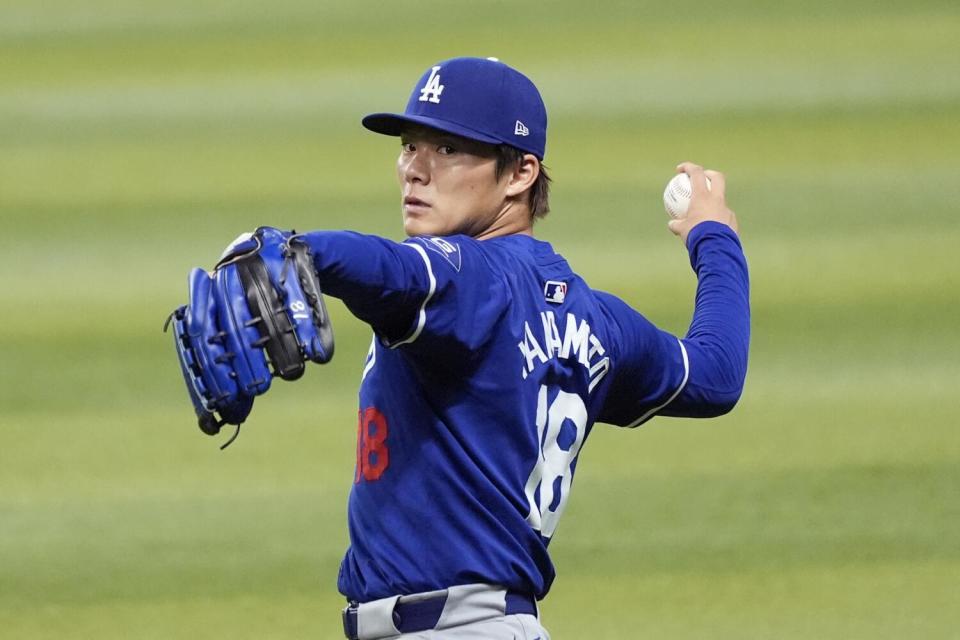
[2,1,958,637]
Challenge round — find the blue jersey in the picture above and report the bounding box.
[301,222,749,603]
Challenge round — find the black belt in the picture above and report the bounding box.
[342,590,537,639]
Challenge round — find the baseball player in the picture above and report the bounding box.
[229,57,749,638]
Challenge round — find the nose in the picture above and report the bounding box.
[399,147,430,185]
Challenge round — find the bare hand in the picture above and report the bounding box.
[667,162,739,245]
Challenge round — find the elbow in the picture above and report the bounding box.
[704,386,743,417]
[682,376,745,418]
[710,363,747,416]
[683,337,748,417]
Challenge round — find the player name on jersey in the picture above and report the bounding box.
[518,310,610,393]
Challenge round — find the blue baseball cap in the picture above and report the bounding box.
[362,57,548,159]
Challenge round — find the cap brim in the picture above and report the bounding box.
[362,113,503,146]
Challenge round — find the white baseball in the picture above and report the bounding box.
[663,173,711,219]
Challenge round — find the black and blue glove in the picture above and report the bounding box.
[165,227,334,446]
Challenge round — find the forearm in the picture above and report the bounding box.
[669,222,751,415]
[297,230,430,336]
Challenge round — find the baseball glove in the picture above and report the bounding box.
[165,227,334,446]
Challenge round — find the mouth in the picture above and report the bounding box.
[403,195,431,214]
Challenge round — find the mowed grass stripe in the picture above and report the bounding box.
[0,594,339,640]
[543,562,960,638]
[2,4,955,84]
[2,562,958,638]
[2,461,955,640]
[4,52,957,123]
[2,367,956,497]
[3,460,955,598]
[4,104,958,213]
[3,224,956,298]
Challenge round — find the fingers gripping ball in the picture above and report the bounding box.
[166,227,335,446]
[663,172,712,219]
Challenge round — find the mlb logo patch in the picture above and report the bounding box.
[544,280,567,304]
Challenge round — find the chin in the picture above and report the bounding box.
[403,215,443,238]
[402,217,424,237]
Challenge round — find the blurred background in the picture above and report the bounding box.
[1,1,958,637]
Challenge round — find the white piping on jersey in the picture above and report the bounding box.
[627,338,690,428]
[389,243,437,348]
[361,335,377,382]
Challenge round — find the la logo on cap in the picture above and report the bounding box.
[419,66,444,104]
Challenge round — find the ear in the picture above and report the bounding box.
[504,154,540,199]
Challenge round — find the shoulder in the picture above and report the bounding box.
[582,289,658,358]
[590,289,632,316]
[403,233,536,277]
[403,234,490,272]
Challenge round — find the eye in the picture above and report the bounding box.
[437,145,456,155]
[401,142,415,153]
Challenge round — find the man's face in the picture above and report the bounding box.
[396,125,510,237]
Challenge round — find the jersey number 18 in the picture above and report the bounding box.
[524,385,588,538]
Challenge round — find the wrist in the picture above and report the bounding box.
[686,221,743,267]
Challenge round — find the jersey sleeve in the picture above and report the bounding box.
[597,221,750,427]
[389,235,511,352]
[297,230,433,342]
[297,231,508,352]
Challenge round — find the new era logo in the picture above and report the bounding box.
[514,120,529,136]
[544,280,567,304]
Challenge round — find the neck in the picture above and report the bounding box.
[474,201,533,241]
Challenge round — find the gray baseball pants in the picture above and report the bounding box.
[342,583,551,639]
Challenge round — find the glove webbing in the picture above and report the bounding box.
[235,257,305,381]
